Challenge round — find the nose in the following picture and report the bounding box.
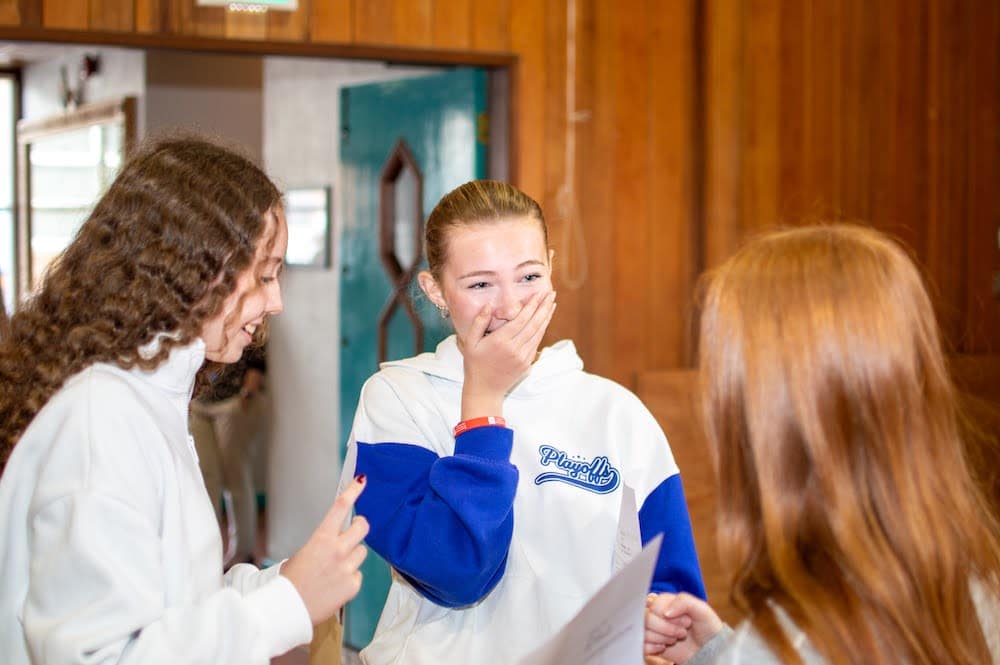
[266,281,283,316]
[494,288,526,321]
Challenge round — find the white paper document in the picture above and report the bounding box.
[612,484,642,573]
[516,534,663,665]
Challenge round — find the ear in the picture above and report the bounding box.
[548,248,556,265]
[417,271,447,310]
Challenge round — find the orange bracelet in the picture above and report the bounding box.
[453,416,506,436]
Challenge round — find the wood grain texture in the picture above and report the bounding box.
[431,0,471,49]
[89,0,133,31]
[354,0,393,45]
[470,0,509,51]
[610,1,648,387]
[647,0,696,369]
[965,1,1000,353]
[134,0,180,33]
[391,0,432,47]
[0,0,20,25]
[310,0,351,43]
[42,0,87,29]
[637,369,740,626]
[179,0,224,38]
[267,0,309,42]
[702,0,998,356]
[702,0,742,272]
[17,0,42,26]
[573,0,616,380]
[224,6,267,40]
[0,0,993,373]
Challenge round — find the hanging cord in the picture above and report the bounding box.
[556,0,590,290]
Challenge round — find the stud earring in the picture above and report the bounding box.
[437,305,450,319]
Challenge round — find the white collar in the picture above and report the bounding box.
[130,335,205,402]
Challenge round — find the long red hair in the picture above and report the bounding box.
[698,224,1000,665]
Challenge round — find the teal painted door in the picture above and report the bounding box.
[338,67,488,649]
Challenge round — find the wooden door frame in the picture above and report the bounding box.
[0,27,515,176]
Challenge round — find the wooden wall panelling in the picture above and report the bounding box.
[391,0,432,48]
[225,7,268,40]
[804,0,841,223]
[879,1,928,271]
[509,0,548,203]
[636,369,740,625]
[610,1,650,386]
[775,0,805,228]
[572,0,616,380]
[42,0,88,29]
[15,0,41,26]
[89,0,133,32]
[545,0,585,358]
[430,0,471,50]
[0,0,21,25]
[354,0,394,45]
[267,0,309,42]
[134,0,181,34]
[0,0,991,376]
[741,0,777,235]
[703,0,743,270]
[470,0,509,52]
[519,0,561,345]
[925,0,967,349]
[647,0,697,369]
[310,0,352,43]
[179,0,224,38]
[135,0,158,32]
[841,0,873,222]
[965,1,1000,353]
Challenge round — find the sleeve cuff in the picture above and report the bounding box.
[453,425,514,461]
[242,574,313,657]
[687,624,735,665]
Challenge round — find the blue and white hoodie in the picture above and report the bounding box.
[342,335,706,665]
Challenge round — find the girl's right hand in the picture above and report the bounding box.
[458,290,556,419]
[281,476,369,625]
[645,592,724,664]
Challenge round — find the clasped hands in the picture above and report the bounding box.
[644,591,724,664]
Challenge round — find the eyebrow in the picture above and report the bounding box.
[457,259,546,280]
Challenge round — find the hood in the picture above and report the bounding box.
[380,334,584,398]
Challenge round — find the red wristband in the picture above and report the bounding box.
[453,416,506,437]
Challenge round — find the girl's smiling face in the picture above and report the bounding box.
[200,208,287,363]
[420,215,553,342]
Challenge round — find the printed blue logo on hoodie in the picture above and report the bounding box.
[533,445,621,494]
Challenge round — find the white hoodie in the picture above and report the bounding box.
[0,340,311,665]
[342,335,704,665]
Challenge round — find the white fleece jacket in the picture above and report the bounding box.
[0,339,311,665]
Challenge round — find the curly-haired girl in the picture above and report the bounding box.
[0,136,368,665]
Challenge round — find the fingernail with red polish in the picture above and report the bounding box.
[355,473,366,483]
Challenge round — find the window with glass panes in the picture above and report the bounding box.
[0,73,16,315]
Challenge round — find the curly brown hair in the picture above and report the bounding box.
[0,136,282,473]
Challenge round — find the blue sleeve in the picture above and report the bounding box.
[638,474,707,599]
[353,425,519,608]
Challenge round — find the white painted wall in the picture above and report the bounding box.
[145,50,263,162]
[21,46,146,126]
[262,57,440,560]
